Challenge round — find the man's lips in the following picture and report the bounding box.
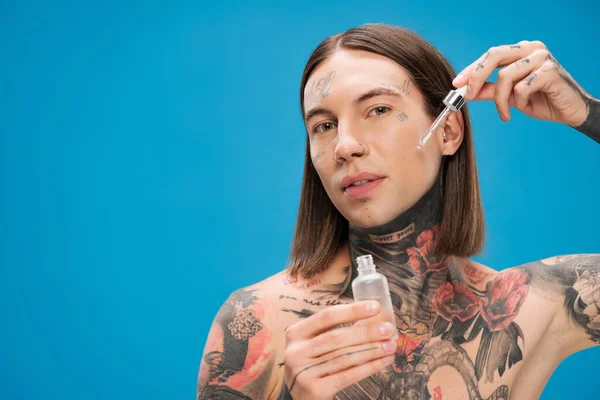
[339,172,385,200]
[340,172,385,190]
[344,178,385,200]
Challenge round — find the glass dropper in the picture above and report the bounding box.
[417,86,468,149]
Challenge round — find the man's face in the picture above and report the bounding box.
[303,50,445,228]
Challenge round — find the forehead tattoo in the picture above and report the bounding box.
[305,71,336,110]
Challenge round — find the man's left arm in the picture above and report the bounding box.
[453,40,600,144]
[524,254,600,354]
[574,96,600,144]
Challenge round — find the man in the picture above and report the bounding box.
[197,24,599,400]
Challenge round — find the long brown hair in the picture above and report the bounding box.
[289,24,484,279]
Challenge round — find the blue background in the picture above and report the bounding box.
[1,1,598,399]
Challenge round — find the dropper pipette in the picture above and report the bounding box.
[417,86,468,149]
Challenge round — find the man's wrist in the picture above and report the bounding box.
[574,96,600,144]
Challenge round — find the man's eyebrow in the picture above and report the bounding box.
[304,108,335,124]
[353,86,404,105]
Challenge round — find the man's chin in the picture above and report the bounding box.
[345,211,397,229]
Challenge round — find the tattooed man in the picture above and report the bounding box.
[197,25,600,400]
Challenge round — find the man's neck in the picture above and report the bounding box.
[347,182,458,324]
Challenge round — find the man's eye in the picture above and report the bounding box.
[368,106,391,117]
[313,122,337,134]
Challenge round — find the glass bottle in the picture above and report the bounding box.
[352,254,398,339]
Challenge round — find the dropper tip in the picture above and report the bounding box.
[455,85,468,97]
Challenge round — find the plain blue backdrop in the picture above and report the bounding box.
[1,1,599,399]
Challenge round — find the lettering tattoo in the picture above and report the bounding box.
[305,71,336,110]
[279,290,350,320]
[510,44,521,49]
[282,273,321,290]
[297,278,321,290]
[463,264,493,285]
[303,299,321,306]
[369,223,414,244]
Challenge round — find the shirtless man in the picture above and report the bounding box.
[196,24,600,400]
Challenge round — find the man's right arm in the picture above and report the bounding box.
[197,287,277,400]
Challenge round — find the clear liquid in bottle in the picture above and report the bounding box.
[352,254,398,339]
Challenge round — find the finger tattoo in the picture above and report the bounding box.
[476,52,490,71]
[525,73,537,86]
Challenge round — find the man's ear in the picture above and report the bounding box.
[441,111,464,156]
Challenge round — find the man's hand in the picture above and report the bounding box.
[281,301,397,400]
[452,40,599,142]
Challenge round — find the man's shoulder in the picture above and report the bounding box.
[217,268,331,329]
[513,254,600,353]
[224,269,313,307]
[197,268,345,400]
[197,271,292,400]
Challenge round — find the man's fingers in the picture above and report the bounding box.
[320,351,395,394]
[306,339,397,379]
[471,82,514,104]
[513,66,554,112]
[494,49,550,120]
[285,301,381,342]
[453,41,547,100]
[469,64,558,122]
[306,321,396,358]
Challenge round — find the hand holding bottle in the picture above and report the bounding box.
[280,301,398,400]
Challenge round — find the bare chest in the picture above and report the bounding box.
[270,297,555,400]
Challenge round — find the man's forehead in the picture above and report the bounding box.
[303,69,411,106]
[305,51,409,87]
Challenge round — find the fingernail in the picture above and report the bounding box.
[382,340,396,352]
[453,73,464,85]
[365,301,379,314]
[380,322,394,336]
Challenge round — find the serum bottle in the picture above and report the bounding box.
[352,254,398,338]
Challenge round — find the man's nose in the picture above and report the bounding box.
[332,127,367,163]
